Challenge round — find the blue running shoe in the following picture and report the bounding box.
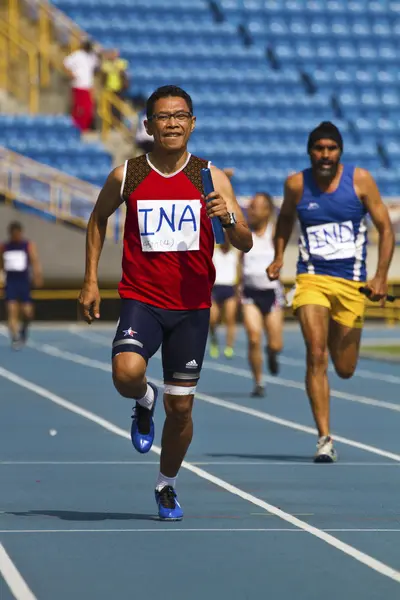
[155,486,183,521]
[130,382,158,454]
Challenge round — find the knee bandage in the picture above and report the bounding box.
[164,384,197,396]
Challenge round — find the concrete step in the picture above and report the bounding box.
[39,90,70,114]
[0,90,27,114]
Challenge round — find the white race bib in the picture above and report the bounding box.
[306,220,356,260]
[3,250,28,272]
[137,199,201,252]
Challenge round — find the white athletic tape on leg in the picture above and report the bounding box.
[164,385,197,396]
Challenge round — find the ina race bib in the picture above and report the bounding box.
[137,199,201,252]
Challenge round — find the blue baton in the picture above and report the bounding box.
[201,168,225,245]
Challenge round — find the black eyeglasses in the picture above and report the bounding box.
[148,111,193,123]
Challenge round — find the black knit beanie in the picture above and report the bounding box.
[307,121,343,154]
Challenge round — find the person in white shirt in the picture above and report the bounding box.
[209,234,239,359]
[63,40,99,132]
[240,192,285,397]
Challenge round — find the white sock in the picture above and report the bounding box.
[155,472,177,492]
[135,384,155,410]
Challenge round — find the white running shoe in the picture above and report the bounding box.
[314,435,338,463]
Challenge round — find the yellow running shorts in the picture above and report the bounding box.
[292,274,366,329]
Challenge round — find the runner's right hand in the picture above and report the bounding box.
[266,258,283,281]
[78,281,101,324]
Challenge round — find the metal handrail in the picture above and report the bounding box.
[0,20,39,112]
[0,146,125,242]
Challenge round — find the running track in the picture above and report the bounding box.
[1,323,399,599]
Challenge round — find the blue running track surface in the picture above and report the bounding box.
[1,323,400,599]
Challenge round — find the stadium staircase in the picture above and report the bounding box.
[0,0,137,195]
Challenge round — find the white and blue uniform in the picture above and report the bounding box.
[2,240,32,302]
[296,164,368,282]
[242,223,284,315]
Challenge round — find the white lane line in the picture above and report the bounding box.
[233,347,400,385]
[251,513,314,516]
[16,322,394,333]
[1,461,399,467]
[0,543,37,600]
[69,326,400,386]
[202,361,400,413]
[1,529,400,534]
[0,366,399,583]
[0,461,160,465]
[0,529,296,534]
[31,343,400,463]
[67,328,400,413]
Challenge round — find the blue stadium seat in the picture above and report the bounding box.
[1,115,112,186]
[18,0,398,196]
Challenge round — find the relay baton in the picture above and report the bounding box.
[359,286,396,303]
[201,168,225,245]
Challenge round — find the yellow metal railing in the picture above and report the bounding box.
[0,146,125,242]
[6,0,82,74]
[98,89,136,141]
[0,20,39,113]
[2,0,136,140]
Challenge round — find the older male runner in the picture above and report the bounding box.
[79,85,252,519]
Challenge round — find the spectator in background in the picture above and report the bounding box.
[101,49,129,121]
[0,222,43,350]
[63,40,99,132]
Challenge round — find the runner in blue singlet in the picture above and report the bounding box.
[267,122,395,462]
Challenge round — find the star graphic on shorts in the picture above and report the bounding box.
[123,327,137,337]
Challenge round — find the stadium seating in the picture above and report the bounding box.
[0,115,112,187]
[36,1,400,195]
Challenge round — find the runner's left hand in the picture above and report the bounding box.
[364,276,388,305]
[202,192,230,226]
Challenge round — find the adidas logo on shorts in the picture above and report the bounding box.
[186,359,198,368]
